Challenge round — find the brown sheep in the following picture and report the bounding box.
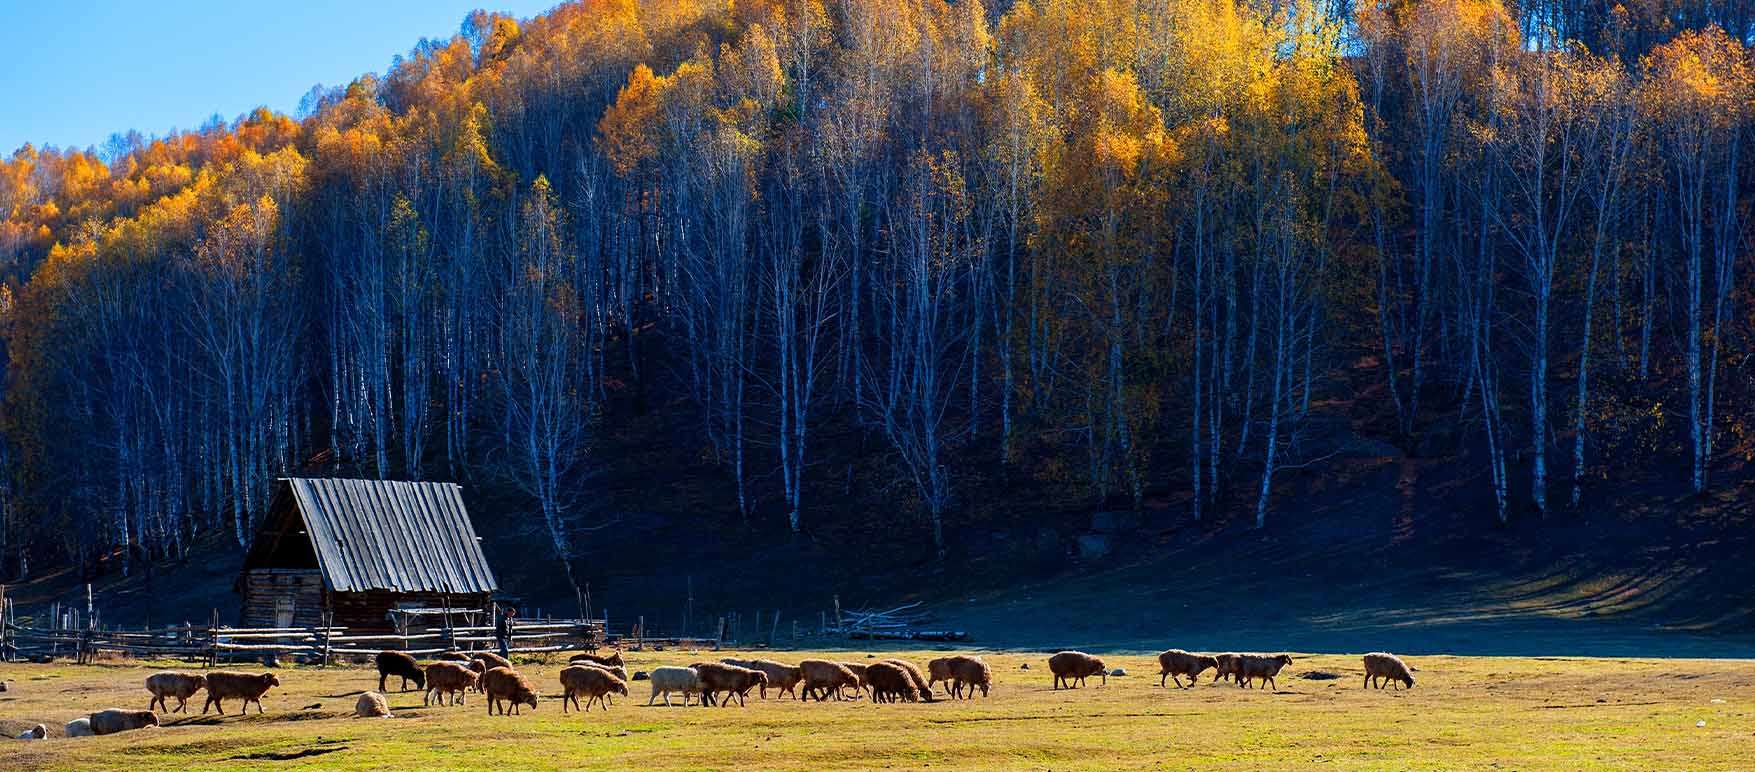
[691,662,768,707]
[424,661,480,706]
[863,662,919,703]
[355,692,392,718]
[927,657,955,692]
[882,659,936,702]
[945,656,991,699]
[560,665,629,713]
[88,709,158,736]
[1362,652,1416,690]
[1156,649,1219,689]
[578,662,629,683]
[1213,653,1243,684]
[840,662,869,698]
[568,651,625,668]
[1236,654,1294,690]
[798,660,860,702]
[481,666,539,715]
[1048,651,1108,689]
[469,652,513,692]
[202,671,280,715]
[145,671,206,714]
[724,658,802,699]
[438,650,473,662]
[376,650,425,692]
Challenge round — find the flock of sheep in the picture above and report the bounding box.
[13,647,1418,740]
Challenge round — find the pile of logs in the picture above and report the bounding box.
[830,600,968,642]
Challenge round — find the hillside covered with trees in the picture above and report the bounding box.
[3,0,1755,590]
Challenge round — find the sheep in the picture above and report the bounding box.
[202,671,280,715]
[723,658,802,699]
[1156,649,1219,689]
[89,709,159,736]
[578,662,629,683]
[355,691,392,718]
[1362,652,1416,690]
[376,651,426,693]
[424,661,479,706]
[944,656,992,699]
[560,665,629,713]
[1213,653,1243,684]
[927,657,955,693]
[798,660,860,702]
[1048,651,1108,689]
[63,718,94,738]
[881,659,936,702]
[480,666,539,715]
[863,662,919,703]
[471,651,513,672]
[647,666,703,707]
[568,651,625,668]
[15,724,46,740]
[145,671,206,714]
[690,662,768,707]
[438,651,473,662]
[1235,654,1294,690]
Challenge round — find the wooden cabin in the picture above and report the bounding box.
[236,478,499,632]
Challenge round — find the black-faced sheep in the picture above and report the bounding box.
[202,671,280,715]
[1156,649,1219,689]
[355,691,392,718]
[1236,654,1294,690]
[145,671,206,714]
[724,658,802,699]
[89,709,159,736]
[1362,652,1415,690]
[568,651,625,668]
[375,651,425,692]
[647,666,703,706]
[882,659,936,702]
[798,660,860,702]
[691,662,767,707]
[15,724,46,740]
[424,661,479,706]
[1048,651,1107,689]
[480,666,539,715]
[864,662,919,703]
[945,656,992,699]
[560,665,629,713]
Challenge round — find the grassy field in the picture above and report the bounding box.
[1,648,1752,771]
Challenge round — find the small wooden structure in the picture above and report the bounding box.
[236,478,499,633]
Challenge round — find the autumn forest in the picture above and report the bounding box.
[2,0,1754,582]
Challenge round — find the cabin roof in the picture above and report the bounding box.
[243,478,499,594]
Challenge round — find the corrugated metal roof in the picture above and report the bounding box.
[281,478,499,594]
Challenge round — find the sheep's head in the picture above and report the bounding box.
[1197,656,1218,672]
[1275,655,1294,667]
[1404,674,1417,688]
[263,673,282,688]
[754,672,770,687]
[518,689,539,710]
[142,712,161,727]
[470,659,486,674]
[614,681,630,697]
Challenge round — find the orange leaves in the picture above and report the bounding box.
[599,65,665,177]
[1639,26,1753,128]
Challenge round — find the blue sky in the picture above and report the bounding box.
[0,1,556,155]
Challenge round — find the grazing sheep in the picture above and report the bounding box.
[202,671,280,715]
[927,657,955,693]
[882,659,936,702]
[438,651,473,662]
[1236,654,1295,690]
[798,660,860,702]
[1156,649,1219,689]
[472,651,513,672]
[691,662,768,707]
[1362,652,1416,690]
[376,651,426,693]
[424,661,480,706]
[354,692,392,718]
[145,671,207,714]
[647,666,703,707]
[15,724,46,740]
[89,709,159,736]
[841,662,869,697]
[560,665,629,713]
[1214,653,1243,684]
[724,659,802,699]
[944,656,992,699]
[864,662,919,703]
[63,718,94,738]
[1048,651,1108,689]
[480,666,539,715]
[577,662,629,683]
[568,651,625,668]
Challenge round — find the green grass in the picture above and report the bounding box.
[3,649,1752,771]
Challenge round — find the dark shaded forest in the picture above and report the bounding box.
[3,0,1755,586]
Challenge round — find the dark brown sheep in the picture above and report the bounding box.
[1048,651,1107,689]
[882,659,936,702]
[1156,649,1219,689]
[798,660,860,702]
[1214,653,1243,684]
[88,709,159,735]
[202,671,280,715]
[471,651,513,671]
[945,656,991,699]
[1362,652,1416,690]
[1235,654,1294,690]
[569,651,625,668]
[438,651,473,662]
[559,665,629,713]
[376,650,425,692]
[863,662,919,703]
[145,671,206,714]
[691,662,768,707]
[481,666,539,715]
[424,661,479,706]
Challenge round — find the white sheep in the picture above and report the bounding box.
[646,666,702,707]
[63,718,94,738]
